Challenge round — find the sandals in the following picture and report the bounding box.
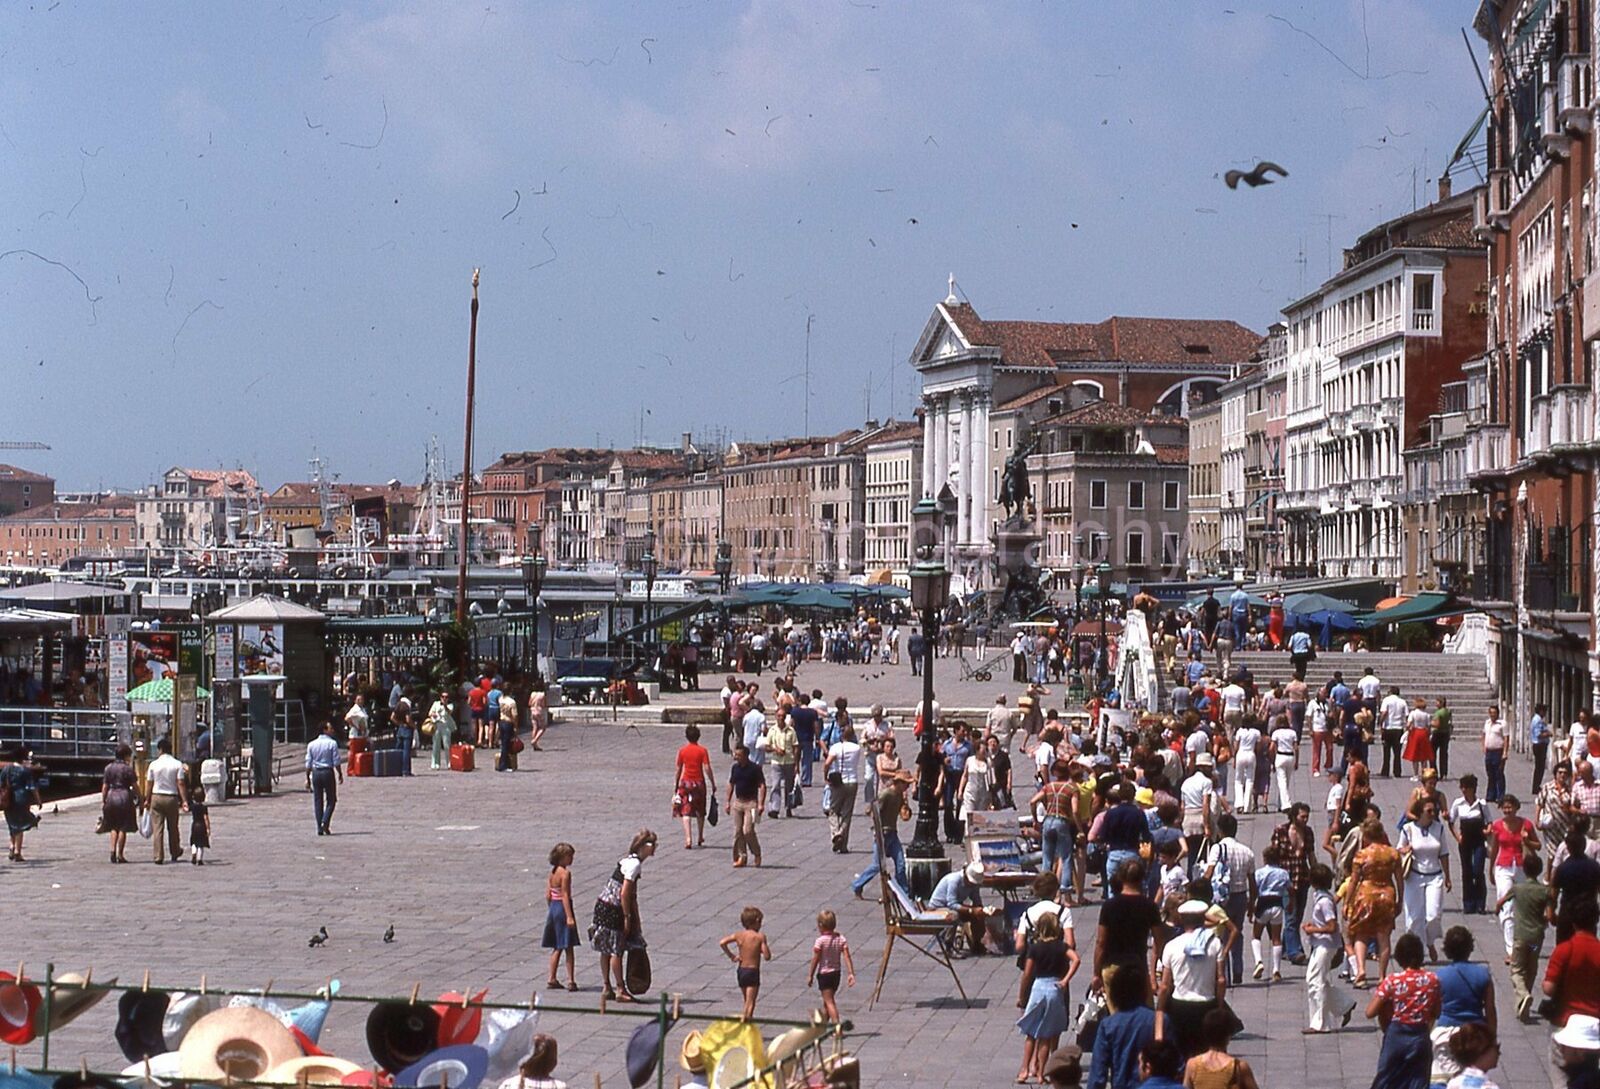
[566,981,578,992]
[546,977,560,989]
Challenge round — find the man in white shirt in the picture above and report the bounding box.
[1203,813,1257,984]
[986,695,1014,747]
[742,701,769,768]
[823,724,864,852]
[1356,668,1382,711]
[343,694,370,740]
[144,737,189,863]
[1180,755,1218,863]
[1220,681,1247,733]
[1378,687,1409,778]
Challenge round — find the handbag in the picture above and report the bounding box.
[789,783,804,809]
[137,807,153,840]
[94,811,109,835]
[624,946,652,997]
[707,793,719,827]
[512,736,525,754]
[1073,992,1107,1051]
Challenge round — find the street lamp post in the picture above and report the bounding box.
[642,528,658,661]
[521,523,546,683]
[714,538,732,595]
[1096,560,1112,689]
[906,497,952,897]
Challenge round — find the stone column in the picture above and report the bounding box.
[921,400,935,498]
[970,393,990,547]
[933,395,950,499]
[957,394,973,544]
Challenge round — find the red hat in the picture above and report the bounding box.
[0,971,43,1045]
[431,991,487,1049]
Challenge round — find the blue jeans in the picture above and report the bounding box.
[1461,841,1487,913]
[396,729,414,776]
[798,737,815,786]
[1283,886,1307,959]
[1231,616,1248,644]
[852,830,906,895]
[311,767,337,832]
[1485,750,1506,802]
[1040,817,1073,878]
[1223,891,1249,984]
[1104,849,1138,899]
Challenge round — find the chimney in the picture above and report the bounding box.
[681,431,693,453]
[1118,369,1130,406]
[1438,174,1452,201]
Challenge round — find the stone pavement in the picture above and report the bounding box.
[0,692,1565,1088]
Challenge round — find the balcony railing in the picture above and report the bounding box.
[1466,559,1514,604]
[1350,404,1379,430]
[1466,424,1510,480]
[1526,558,1592,614]
[1527,385,1596,459]
[1410,310,1436,333]
[1558,54,1594,134]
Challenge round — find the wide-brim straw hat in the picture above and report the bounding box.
[262,1057,365,1087]
[178,1007,302,1082]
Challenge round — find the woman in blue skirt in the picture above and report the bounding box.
[1016,910,1079,1084]
[542,843,580,991]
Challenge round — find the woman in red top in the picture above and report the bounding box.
[674,725,716,849]
[1364,933,1440,1089]
[1488,795,1541,959]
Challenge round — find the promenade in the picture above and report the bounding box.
[2,661,1560,1087]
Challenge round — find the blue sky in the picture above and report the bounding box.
[2,1,1481,489]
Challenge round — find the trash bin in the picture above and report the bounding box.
[200,759,226,804]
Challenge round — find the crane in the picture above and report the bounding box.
[0,442,49,450]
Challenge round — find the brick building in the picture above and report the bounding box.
[0,465,53,518]
[0,500,137,566]
[1472,0,1598,726]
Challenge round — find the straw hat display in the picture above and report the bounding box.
[41,973,114,1035]
[177,1007,302,1081]
[262,1057,365,1087]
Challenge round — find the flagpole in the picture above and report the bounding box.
[456,269,479,627]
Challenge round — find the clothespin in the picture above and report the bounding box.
[200,974,207,996]
[670,993,680,1022]
[14,963,23,985]
[528,991,537,1012]
[82,967,93,989]
[592,1076,601,1089]
[460,989,470,1010]
[265,978,275,997]
[409,983,421,1005]
[80,1058,90,1079]
[142,1058,152,1082]
[142,969,150,993]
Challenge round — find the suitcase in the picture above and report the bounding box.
[372,747,403,778]
[349,736,370,756]
[349,751,374,778]
[450,743,475,772]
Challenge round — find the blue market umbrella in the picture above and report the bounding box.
[779,586,855,611]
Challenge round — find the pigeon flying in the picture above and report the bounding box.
[1225,161,1288,189]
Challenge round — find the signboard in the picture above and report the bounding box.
[238,624,284,676]
[213,626,235,680]
[173,674,198,755]
[337,641,435,661]
[552,610,604,643]
[108,635,128,706]
[628,579,693,599]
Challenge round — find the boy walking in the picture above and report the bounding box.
[719,906,773,1022]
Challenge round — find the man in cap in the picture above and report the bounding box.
[927,860,999,955]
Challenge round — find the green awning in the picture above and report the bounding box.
[126,679,211,702]
[1361,591,1470,626]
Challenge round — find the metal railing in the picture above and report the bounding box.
[1350,404,1379,430]
[0,706,130,760]
[1526,558,1591,613]
[1466,424,1510,477]
[1466,560,1514,604]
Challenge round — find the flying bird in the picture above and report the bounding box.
[1224,162,1288,189]
[308,926,328,948]
[382,924,396,944]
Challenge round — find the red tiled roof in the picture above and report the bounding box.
[1153,445,1190,465]
[1044,401,1182,428]
[0,500,133,523]
[0,464,52,483]
[861,421,923,447]
[997,382,1070,411]
[614,450,686,471]
[942,303,1261,369]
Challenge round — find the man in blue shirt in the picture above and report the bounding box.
[1086,967,1167,1089]
[939,723,975,843]
[1228,583,1251,646]
[789,695,821,787]
[1531,702,1551,791]
[1184,653,1206,689]
[1097,783,1153,894]
[304,721,344,836]
[927,860,996,954]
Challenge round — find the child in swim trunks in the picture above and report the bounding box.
[719,904,773,1021]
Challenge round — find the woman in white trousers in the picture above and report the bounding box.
[1397,800,1453,959]
[1233,722,1260,813]
[1270,717,1298,811]
[1487,795,1539,956]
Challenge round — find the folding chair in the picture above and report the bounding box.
[866,808,970,1009]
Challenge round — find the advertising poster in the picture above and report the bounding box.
[237,624,284,676]
[108,635,128,706]
[129,631,179,689]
